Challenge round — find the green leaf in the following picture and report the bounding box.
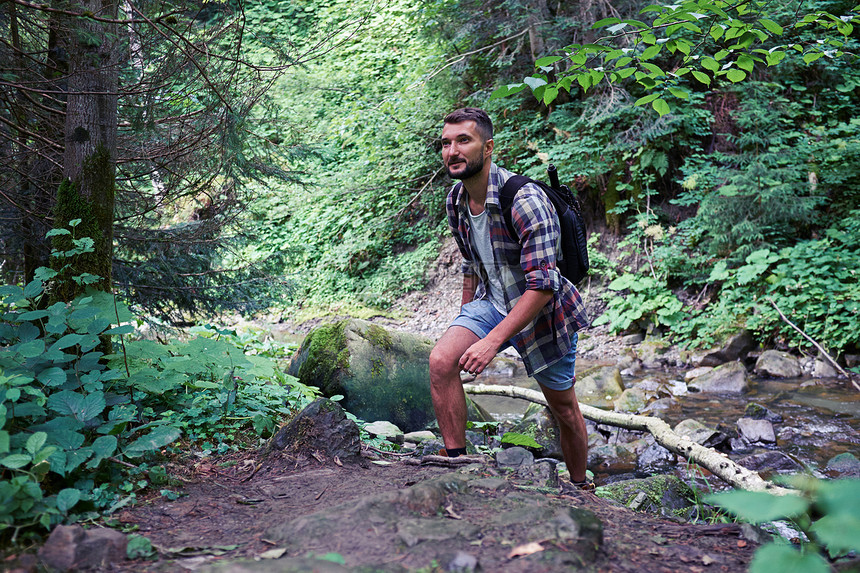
[707,261,730,282]
[749,543,830,573]
[759,18,784,35]
[726,68,747,83]
[534,55,562,67]
[692,70,711,85]
[810,514,860,554]
[668,87,688,99]
[701,57,719,72]
[56,488,81,513]
[634,93,660,106]
[1,453,32,469]
[803,52,824,64]
[543,85,559,104]
[710,24,724,41]
[18,339,46,358]
[23,279,44,298]
[652,98,670,116]
[18,310,49,321]
[641,45,661,60]
[500,432,542,449]
[705,490,808,523]
[593,17,621,28]
[737,54,755,72]
[45,228,71,237]
[767,51,786,66]
[104,324,134,335]
[0,431,9,454]
[87,435,118,468]
[47,390,105,421]
[25,432,47,456]
[36,367,67,387]
[124,426,182,457]
[52,333,84,350]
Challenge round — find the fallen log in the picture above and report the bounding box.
[464,383,792,495]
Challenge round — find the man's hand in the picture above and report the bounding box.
[458,337,502,376]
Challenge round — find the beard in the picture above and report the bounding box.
[446,154,484,180]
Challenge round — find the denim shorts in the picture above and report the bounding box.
[450,299,578,391]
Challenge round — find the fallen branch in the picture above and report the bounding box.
[463,383,792,495]
[401,454,489,467]
[766,297,860,391]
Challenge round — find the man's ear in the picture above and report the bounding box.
[484,138,494,158]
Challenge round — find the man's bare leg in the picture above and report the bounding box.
[540,384,589,482]
[429,326,480,451]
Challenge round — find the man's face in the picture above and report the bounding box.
[441,120,492,181]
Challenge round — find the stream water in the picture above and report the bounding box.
[470,358,860,480]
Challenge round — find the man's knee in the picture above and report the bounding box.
[429,342,459,380]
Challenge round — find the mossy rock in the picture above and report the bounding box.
[288,320,435,432]
[595,475,697,520]
[575,366,625,408]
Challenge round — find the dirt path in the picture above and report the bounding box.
[112,449,756,572]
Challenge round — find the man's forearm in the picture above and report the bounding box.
[485,289,553,346]
[461,274,479,307]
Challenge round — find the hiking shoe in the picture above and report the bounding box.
[561,478,595,493]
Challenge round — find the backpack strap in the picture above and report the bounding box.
[498,175,531,240]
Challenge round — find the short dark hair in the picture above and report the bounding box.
[443,108,493,142]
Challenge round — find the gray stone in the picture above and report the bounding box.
[614,387,648,413]
[754,350,803,379]
[287,319,435,432]
[403,430,437,443]
[364,420,403,438]
[267,398,361,460]
[622,332,644,345]
[637,440,676,473]
[397,518,480,547]
[684,366,713,381]
[640,397,680,417]
[674,419,720,445]
[700,330,755,366]
[445,551,480,572]
[812,359,839,378]
[496,446,534,469]
[575,366,625,408]
[826,452,860,478]
[736,417,776,445]
[743,403,783,423]
[688,361,749,394]
[37,525,127,572]
[737,452,804,473]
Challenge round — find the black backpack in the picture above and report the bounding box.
[499,165,590,286]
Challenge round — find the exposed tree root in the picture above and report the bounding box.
[464,383,792,494]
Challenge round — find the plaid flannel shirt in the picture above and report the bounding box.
[446,163,589,376]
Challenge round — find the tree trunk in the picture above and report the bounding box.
[55,0,119,298]
[464,383,792,495]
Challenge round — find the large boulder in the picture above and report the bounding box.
[288,320,435,432]
[268,398,361,460]
[754,350,803,379]
[687,361,749,394]
[575,366,625,408]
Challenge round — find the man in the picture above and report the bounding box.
[429,107,592,490]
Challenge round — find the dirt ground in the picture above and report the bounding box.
[108,447,757,572]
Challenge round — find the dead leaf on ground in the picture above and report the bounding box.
[258,547,288,559]
[444,503,462,520]
[333,456,343,467]
[507,541,544,559]
[702,555,716,565]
